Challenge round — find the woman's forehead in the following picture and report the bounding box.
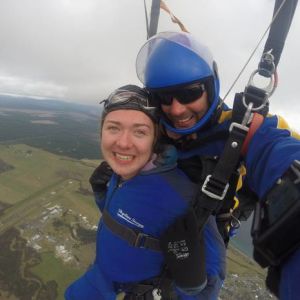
[104,109,154,126]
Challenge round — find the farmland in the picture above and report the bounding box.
[0,144,100,300]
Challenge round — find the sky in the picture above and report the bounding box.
[0,0,300,129]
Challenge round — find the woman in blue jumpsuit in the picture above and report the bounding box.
[65,85,226,300]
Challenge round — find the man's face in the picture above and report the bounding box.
[161,91,209,129]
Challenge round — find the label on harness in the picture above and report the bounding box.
[167,240,190,260]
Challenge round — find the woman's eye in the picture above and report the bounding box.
[107,126,119,132]
[134,130,147,137]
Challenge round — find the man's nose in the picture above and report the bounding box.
[169,98,186,116]
[116,131,132,148]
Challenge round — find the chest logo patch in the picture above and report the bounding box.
[117,209,144,229]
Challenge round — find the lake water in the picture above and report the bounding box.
[229,214,254,258]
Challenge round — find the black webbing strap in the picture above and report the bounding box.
[194,86,269,232]
[232,91,269,125]
[148,0,160,38]
[194,122,249,231]
[244,86,269,107]
[124,283,154,300]
[259,0,298,76]
[102,210,161,252]
[122,276,175,300]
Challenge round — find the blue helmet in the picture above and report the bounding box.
[136,31,220,135]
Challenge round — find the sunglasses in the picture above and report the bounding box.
[152,83,206,106]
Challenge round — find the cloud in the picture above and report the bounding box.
[0,0,299,131]
[0,74,67,99]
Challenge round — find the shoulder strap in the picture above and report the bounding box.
[102,209,161,252]
[194,121,249,229]
[194,93,265,231]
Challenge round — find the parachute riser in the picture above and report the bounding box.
[241,53,277,118]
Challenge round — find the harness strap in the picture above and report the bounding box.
[122,276,175,300]
[259,0,298,76]
[102,210,161,252]
[148,0,161,38]
[241,112,264,156]
[194,121,249,229]
[195,88,268,231]
[124,283,154,299]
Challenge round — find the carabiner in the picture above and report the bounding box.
[242,69,276,112]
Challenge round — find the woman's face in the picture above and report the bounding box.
[101,109,155,180]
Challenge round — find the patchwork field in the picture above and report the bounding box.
[0,144,100,300]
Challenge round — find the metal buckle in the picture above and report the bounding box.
[152,288,162,300]
[291,160,300,184]
[201,175,229,201]
[134,232,148,248]
[246,69,276,100]
[229,122,249,133]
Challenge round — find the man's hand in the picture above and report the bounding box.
[159,208,206,290]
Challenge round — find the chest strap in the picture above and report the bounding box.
[194,119,249,227]
[102,210,161,252]
[194,87,267,234]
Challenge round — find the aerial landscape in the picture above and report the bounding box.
[1,0,300,298]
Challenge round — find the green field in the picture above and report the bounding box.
[31,252,85,300]
[0,144,98,205]
[0,144,100,300]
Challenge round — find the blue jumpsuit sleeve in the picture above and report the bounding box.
[64,264,116,300]
[280,248,300,300]
[245,116,300,198]
[245,116,300,300]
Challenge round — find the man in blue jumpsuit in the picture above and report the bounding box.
[135,31,300,300]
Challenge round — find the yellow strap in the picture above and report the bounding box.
[160,0,189,33]
[218,110,232,124]
[233,196,239,210]
[277,115,300,140]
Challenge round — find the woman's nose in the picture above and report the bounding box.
[116,131,132,148]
